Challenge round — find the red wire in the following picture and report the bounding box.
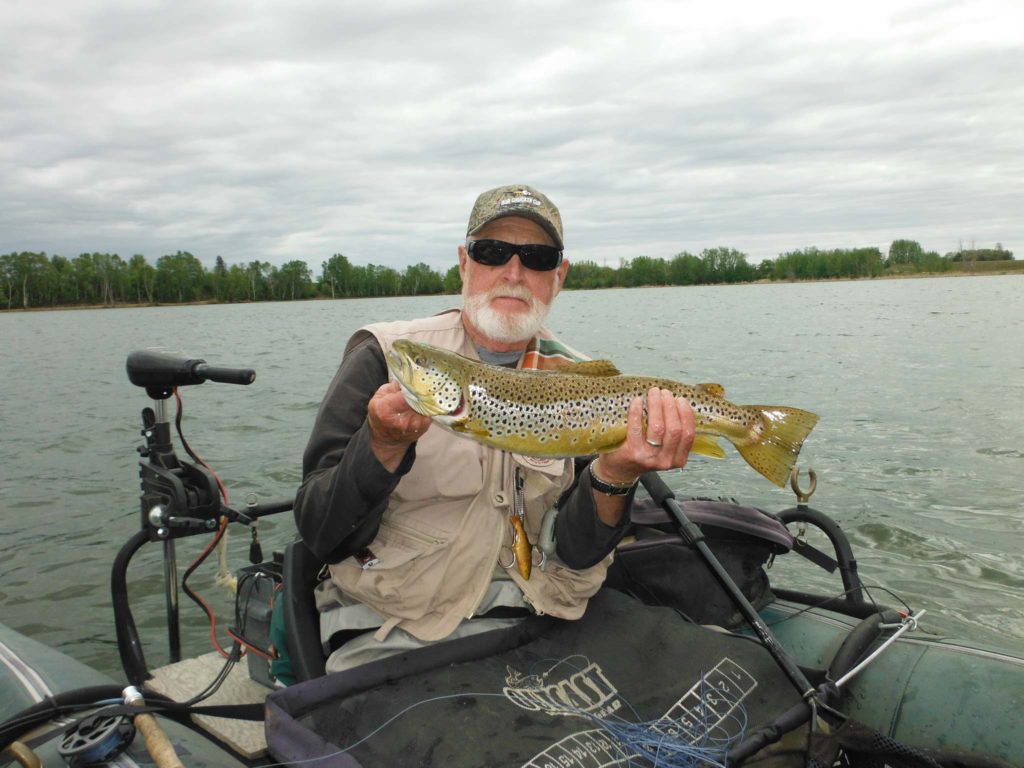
[173,388,230,505]
[172,389,243,658]
[181,516,235,659]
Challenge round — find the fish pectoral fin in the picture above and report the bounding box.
[452,419,490,438]
[690,434,727,459]
[561,359,622,377]
[697,383,726,398]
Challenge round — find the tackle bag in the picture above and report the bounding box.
[605,498,795,628]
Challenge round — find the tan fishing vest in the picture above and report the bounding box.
[326,310,611,642]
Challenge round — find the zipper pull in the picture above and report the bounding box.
[514,466,525,520]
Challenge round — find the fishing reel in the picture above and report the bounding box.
[57,712,135,767]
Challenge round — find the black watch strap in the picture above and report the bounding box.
[588,460,637,496]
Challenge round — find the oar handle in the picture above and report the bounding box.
[124,688,186,768]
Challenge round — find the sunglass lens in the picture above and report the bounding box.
[519,245,562,271]
[469,240,513,266]
[468,240,562,271]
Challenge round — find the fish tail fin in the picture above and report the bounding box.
[734,407,820,487]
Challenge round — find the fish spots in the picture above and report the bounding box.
[388,340,818,484]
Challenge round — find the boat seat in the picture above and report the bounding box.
[281,540,327,681]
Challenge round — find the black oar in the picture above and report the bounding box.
[638,473,818,714]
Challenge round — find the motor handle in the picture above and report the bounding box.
[126,349,255,390]
[193,363,256,385]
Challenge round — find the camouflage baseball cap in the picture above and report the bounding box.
[466,184,564,249]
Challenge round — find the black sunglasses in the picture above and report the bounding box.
[466,239,563,272]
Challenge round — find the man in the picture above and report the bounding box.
[294,184,695,672]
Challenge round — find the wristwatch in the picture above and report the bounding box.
[588,459,638,496]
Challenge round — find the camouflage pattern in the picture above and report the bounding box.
[466,184,564,249]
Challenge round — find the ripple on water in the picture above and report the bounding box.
[4,282,1023,674]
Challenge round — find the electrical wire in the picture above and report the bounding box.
[173,388,229,505]
[179,515,238,659]
[173,387,259,657]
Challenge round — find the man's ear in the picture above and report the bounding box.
[554,258,569,292]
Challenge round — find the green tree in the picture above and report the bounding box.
[622,256,668,287]
[245,261,273,301]
[6,252,51,308]
[277,260,314,300]
[320,253,354,298]
[400,262,444,295]
[700,247,753,284]
[888,239,924,266]
[211,256,229,301]
[442,264,462,294]
[562,260,617,289]
[127,254,156,304]
[667,252,703,285]
[155,251,206,303]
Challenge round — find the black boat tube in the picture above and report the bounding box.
[827,609,901,683]
[777,505,865,605]
[111,529,151,686]
[639,472,817,702]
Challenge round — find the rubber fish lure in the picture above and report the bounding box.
[387,340,819,487]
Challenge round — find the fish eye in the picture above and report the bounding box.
[415,356,427,366]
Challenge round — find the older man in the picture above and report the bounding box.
[294,185,695,672]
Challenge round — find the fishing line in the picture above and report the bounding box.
[521,654,747,762]
[255,661,749,768]
[765,581,913,627]
[519,667,748,768]
[253,692,510,768]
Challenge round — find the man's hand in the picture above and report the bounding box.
[595,387,696,486]
[367,381,433,472]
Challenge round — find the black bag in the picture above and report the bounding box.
[605,498,794,628]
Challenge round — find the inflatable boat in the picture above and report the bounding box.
[1,351,1020,768]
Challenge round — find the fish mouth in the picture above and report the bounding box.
[387,348,463,419]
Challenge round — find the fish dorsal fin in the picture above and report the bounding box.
[697,382,726,398]
[562,360,621,377]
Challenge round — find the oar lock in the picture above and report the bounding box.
[789,466,817,505]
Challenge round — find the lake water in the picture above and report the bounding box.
[1,275,1022,678]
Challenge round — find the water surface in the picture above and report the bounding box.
[1,275,1021,676]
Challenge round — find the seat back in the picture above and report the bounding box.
[281,540,326,681]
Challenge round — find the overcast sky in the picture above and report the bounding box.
[3,0,1021,273]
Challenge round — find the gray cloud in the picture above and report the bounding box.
[2,0,1021,273]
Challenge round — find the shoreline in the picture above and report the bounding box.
[2,268,1020,313]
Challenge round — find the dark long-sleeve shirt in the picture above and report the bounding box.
[293,337,630,568]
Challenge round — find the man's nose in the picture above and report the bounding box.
[501,253,527,281]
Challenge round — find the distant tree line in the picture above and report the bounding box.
[0,241,1014,309]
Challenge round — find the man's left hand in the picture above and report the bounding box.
[595,387,696,485]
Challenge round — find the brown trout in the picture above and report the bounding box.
[387,340,819,487]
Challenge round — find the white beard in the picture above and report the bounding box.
[462,284,552,345]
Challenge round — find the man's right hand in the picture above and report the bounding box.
[367,381,433,472]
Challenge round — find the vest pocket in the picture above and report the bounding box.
[350,518,450,602]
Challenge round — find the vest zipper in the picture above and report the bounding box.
[465,451,510,619]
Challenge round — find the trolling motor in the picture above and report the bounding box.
[127,349,256,541]
[113,350,292,685]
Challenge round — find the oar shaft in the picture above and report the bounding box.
[639,472,816,699]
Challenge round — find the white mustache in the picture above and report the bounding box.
[487,286,535,303]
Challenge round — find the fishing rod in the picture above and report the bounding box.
[638,472,819,703]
